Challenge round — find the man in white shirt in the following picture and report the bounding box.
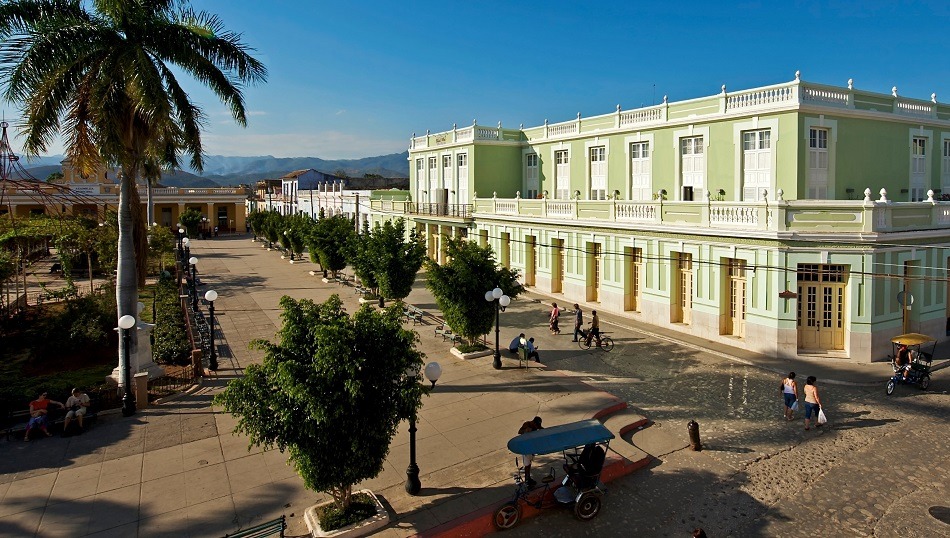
[64,388,90,433]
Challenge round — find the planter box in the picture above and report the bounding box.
[304,489,389,538]
[450,348,493,360]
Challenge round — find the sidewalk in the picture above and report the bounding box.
[527,291,920,387]
[0,235,654,537]
[1,233,920,537]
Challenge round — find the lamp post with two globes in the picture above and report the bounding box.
[405,361,442,495]
[484,287,511,370]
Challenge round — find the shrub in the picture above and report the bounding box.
[152,276,191,365]
[316,492,376,531]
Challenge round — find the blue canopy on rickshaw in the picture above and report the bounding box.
[507,419,615,456]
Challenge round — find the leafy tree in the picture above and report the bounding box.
[148,225,175,274]
[309,215,354,278]
[214,295,426,511]
[346,221,378,294]
[0,0,266,370]
[179,208,203,238]
[284,214,311,260]
[247,211,266,241]
[374,219,425,303]
[426,238,524,345]
[261,211,284,249]
[45,171,63,183]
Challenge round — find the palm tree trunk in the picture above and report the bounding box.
[116,173,138,377]
[146,181,154,227]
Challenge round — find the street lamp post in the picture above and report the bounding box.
[406,362,442,495]
[484,287,511,369]
[188,256,199,310]
[176,225,185,261]
[205,290,219,371]
[182,237,190,265]
[118,314,137,416]
[284,230,294,261]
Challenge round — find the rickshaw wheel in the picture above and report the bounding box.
[493,502,521,530]
[920,375,931,390]
[886,379,896,395]
[573,492,602,521]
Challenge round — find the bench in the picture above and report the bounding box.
[4,399,99,440]
[403,305,426,325]
[224,515,286,537]
[434,324,463,346]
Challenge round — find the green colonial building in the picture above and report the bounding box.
[373,72,950,362]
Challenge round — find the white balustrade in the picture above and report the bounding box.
[546,202,574,217]
[726,86,797,111]
[547,122,578,137]
[412,136,428,149]
[455,127,474,142]
[619,107,663,127]
[495,200,517,214]
[615,202,657,222]
[938,206,950,224]
[475,127,499,140]
[801,86,850,107]
[710,205,759,227]
[895,100,933,117]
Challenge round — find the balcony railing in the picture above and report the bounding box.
[472,194,950,235]
[406,202,473,218]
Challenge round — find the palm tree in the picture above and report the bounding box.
[0,0,266,372]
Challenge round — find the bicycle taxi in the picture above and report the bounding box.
[494,419,614,530]
[886,333,936,394]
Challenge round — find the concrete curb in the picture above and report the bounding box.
[411,402,653,537]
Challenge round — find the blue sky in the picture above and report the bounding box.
[5,0,950,159]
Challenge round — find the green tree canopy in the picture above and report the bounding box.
[309,215,354,277]
[179,208,203,237]
[373,219,425,302]
[426,238,524,344]
[214,295,426,510]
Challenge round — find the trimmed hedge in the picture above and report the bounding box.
[152,275,191,365]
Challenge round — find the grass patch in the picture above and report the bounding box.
[457,342,489,353]
[316,492,377,531]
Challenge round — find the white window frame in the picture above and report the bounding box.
[624,133,654,201]
[907,128,934,202]
[588,145,607,200]
[807,127,830,199]
[803,117,836,200]
[415,158,425,203]
[524,151,539,199]
[553,147,571,199]
[442,153,453,203]
[456,152,469,204]
[741,129,771,201]
[427,156,438,203]
[674,125,710,201]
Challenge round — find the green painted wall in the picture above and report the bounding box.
[472,144,522,198]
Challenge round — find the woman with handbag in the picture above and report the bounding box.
[803,376,824,430]
[781,372,798,421]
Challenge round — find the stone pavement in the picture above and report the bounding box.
[0,235,650,537]
[3,234,944,537]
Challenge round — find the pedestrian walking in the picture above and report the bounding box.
[572,304,583,342]
[803,376,823,430]
[549,303,561,334]
[781,372,798,421]
[517,416,544,486]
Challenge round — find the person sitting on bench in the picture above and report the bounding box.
[508,333,526,354]
[63,388,90,434]
[525,337,541,363]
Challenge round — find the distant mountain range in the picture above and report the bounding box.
[18,152,410,188]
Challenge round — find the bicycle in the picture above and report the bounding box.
[577,330,614,352]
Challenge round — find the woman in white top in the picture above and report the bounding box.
[781,372,798,421]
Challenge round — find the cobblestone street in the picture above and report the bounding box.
[505,326,950,537]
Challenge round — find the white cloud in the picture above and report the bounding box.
[201,130,408,159]
[335,109,346,116]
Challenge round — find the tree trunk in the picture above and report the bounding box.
[146,181,154,227]
[116,173,138,375]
